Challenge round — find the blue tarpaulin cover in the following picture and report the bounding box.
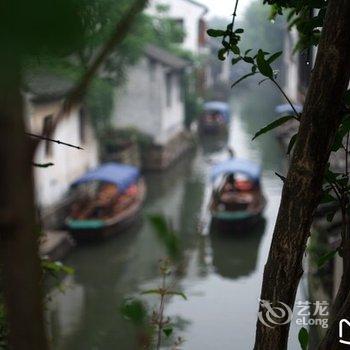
[71,162,140,191]
[204,101,231,122]
[275,103,303,115]
[211,158,262,183]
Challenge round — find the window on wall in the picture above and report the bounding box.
[171,18,185,43]
[166,72,172,107]
[149,58,156,81]
[42,115,53,157]
[79,107,86,144]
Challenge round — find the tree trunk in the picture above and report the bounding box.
[253,1,350,349]
[0,56,49,349]
[318,212,350,349]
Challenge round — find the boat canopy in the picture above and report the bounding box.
[71,162,140,191]
[275,103,302,115]
[211,158,262,183]
[204,101,231,121]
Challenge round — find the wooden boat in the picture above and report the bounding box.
[65,162,146,242]
[199,101,231,134]
[209,158,266,231]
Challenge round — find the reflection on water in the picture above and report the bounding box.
[210,219,266,279]
[48,86,304,349]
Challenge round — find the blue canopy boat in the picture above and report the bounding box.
[66,163,146,241]
[200,101,231,134]
[209,158,266,230]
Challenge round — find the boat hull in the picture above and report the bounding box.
[67,179,146,243]
[199,122,228,135]
[210,211,264,233]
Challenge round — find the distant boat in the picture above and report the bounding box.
[199,101,231,134]
[209,158,266,230]
[66,162,146,242]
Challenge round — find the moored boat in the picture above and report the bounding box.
[209,158,266,231]
[66,162,146,242]
[199,101,231,134]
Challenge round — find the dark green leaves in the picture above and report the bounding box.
[163,327,173,337]
[42,260,74,277]
[32,162,54,168]
[332,115,350,151]
[267,51,282,64]
[317,250,337,268]
[120,298,147,326]
[207,29,226,37]
[1,0,85,55]
[218,48,227,61]
[252,115,294,140]
[344,90,350,105]
[231,72,256,88]
[148,214,181,261]
[256,50,273,78]
[320,193,337,204]
[298,327,309,350]
[141,289,187,300]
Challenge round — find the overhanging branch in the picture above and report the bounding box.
[30,0,149,157]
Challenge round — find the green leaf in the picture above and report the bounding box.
[256,50,273,78]
[141,289,162,296]
[287,133,298,155]
[326,210,337,222]
[317,250,337,268]
[218,48,227,61]
[120,298,147,326]
[267,51,283,64]
[231,57,241,65]
[242,56,254,64]
[163,327,173,337]
[298,327,309,350]
[234,28,244,34]
[244,49,252,56]
[344,90,350,105]
[231,72,256,87]
[231,45,240,55]
[166,291,187,300]
[148,214,181,260]
[320,193,337,204]
[252,115,294,140]
[33,162,54,168]
[207,29,226,37]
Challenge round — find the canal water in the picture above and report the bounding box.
[48,85,306,349]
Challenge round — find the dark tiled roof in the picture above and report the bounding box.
[25,72,74,103]
[144,44,190,69]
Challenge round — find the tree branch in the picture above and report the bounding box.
[26,132,83,150]
[30,0,149,157]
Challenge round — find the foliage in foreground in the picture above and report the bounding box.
[121,215,186,349]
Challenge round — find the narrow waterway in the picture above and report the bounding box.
[48,85,306,349]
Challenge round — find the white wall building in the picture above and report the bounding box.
[283,27,300,104]
[112,44,188,146]
[27,76,98,219]
[147,0,208,54]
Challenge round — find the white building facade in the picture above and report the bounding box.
[112,44,188,146]
[147,0,208,55]
[29,98,98,216]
